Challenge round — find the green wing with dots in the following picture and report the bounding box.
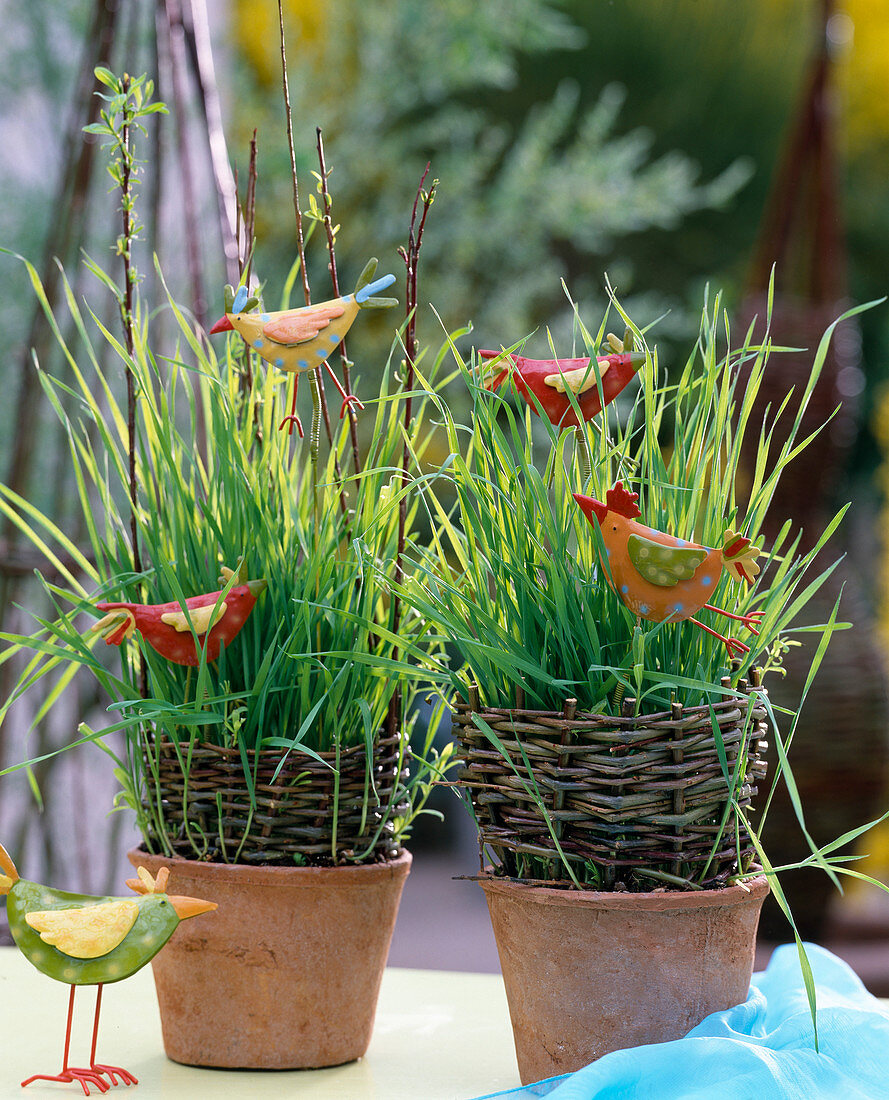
[627,533,707,587]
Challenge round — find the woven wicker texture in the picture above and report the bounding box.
[143,733,410,864]
[453,672,768,888]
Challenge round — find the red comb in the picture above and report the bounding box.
[605,481,641,519]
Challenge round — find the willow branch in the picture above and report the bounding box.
[119,77,141,586]
[276,0,347,510]
[387,166,436,736]
[119,77,146,700]
[316,126,361,478]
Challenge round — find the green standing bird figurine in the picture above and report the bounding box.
[1,843,216,1095]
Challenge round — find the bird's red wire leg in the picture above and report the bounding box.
[21,986,110,1095]
[689,616,750,659]
[703,604,764,634]
[88,984,138,1088]
[323,359,365,419]
[278,373,304,436]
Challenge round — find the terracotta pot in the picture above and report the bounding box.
[480,872,769,1085]
[128,848,411,1069]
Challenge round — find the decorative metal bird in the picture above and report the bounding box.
[1,843,216,1094]
[574,480,763,656]
[89,565,266,667]
[480,330,644,428]
[209,257,397,434]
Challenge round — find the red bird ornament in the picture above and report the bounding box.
[90,566,266,666]
[574,481,763,657]
[480,330,644,428]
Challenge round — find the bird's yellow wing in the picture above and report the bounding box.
[627,533,708,587]
[544,360,610,395]
[25,899,139,959]
[160,601,226,635]
[263,302,346,346]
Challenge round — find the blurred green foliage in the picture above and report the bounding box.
[229,0,766,356]
[3,1,886,467]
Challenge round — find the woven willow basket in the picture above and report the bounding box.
[142,732,410,864]
[452,670,768,889]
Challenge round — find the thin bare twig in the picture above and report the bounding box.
[387,165,436,737]
[118,75,147,700]
[276,0,349,515]
[244,130,258,286]
[235,135,258,402]
[316,126,361,478]
[276,0,342,452]
[394,165,436,588]
[119,76,142,588]
[277,0,310,310]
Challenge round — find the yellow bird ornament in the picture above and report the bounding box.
[209,257,397,434]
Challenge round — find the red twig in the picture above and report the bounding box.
[244,130,258,286]
[276,0,347,511]
[235,135,258,402]
[387,166,436,736]
[277,0,310,313]
[316,126,362,478]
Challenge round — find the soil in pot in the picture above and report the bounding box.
[480,873,769,1085]
[128,848,411,1070]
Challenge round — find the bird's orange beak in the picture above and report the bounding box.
[573,493,608,525]
[169,895,218,921]
[246,578,268,598]
[209,314,234,335]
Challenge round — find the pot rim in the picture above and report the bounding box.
[127,846,412,888]
[477,869,769,911]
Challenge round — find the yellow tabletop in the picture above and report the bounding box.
[0,948,521,1099]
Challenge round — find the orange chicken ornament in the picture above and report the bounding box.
[574,481,764,657]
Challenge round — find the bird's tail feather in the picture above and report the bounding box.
[722,530,762,584]
[90,608,137,646]
[478,349,514,391]
[0,842,19,893]
[354,258,398,308]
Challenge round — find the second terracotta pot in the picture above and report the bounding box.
[480,873,769,1085]
[128,848,411,1069]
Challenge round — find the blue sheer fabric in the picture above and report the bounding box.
[473,943,889,1100]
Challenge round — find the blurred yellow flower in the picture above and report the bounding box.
[834,0,889,153]
[234,0,324,84]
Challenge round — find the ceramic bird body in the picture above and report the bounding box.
[574,481,763,656]
[209,259,398,433]
[4,865,210,987]
[91,567,266,666]
[480,332,644,427]
[212,292,366,376]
